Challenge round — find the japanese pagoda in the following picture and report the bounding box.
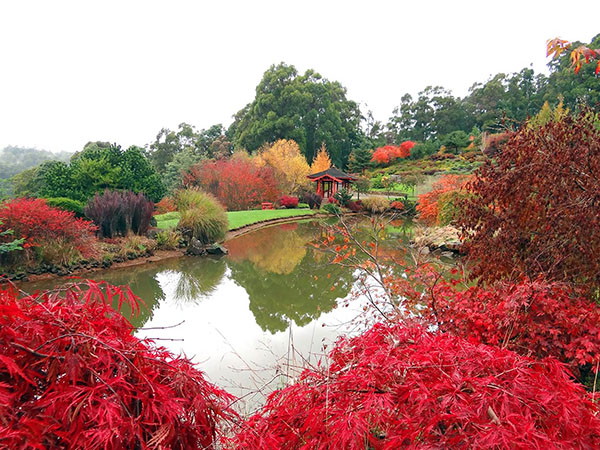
[307,167,357,199]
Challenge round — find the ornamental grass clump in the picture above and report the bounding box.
[361,196,390,214]
[175,188,228,245]
[84,190,154,239]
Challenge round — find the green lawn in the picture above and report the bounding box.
[155,208,316,231]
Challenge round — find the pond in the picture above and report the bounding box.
[19,218,428,407]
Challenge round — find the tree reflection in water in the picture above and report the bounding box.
[163,257,227,304]
[226,221,355,333]
[19,218,416,335]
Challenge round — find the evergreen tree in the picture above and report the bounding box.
[310,143,332,174]
[347,147,372,174]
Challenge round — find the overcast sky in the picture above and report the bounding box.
[1,0,598,153]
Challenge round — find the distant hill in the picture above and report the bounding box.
[0,146,72,179]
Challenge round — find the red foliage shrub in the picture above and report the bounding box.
[154,196,176,215]
[371,141,414,165]
[279,195,299,209]
[183,157,280,210]
[0,198,97,257]
[346,200,362,212]
[84,190,154,238]
[390,200,404,211]
[231,323,600,448]
[0,281,234,448]
[459,111,600,290]
[425,279,600,374]
[327,197,338,204]
[302,191,322,209]
[416,174,471,225]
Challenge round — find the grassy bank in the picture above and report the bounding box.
[156,208,317,231]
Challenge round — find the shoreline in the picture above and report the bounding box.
[9,213,330,285]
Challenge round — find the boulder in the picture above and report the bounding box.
[412,225,462,254]
[186,238,206,256]
[146,228,160,240]
[206,244,228,256]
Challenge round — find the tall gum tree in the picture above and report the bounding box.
[228,63,363,167]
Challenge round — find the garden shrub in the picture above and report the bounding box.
[36,143,166,202]
[302,192,322,209]
[154,196,176,215]
[114,235,156,259]
[279,195,299,209]
[346,200,362,213]
[0,281,234,448]
[232,323,600,448]
[35,237,85,266]
[84,190,154,239]
[370,174,384,189]
[361,196,390,213]
[322,202,341,215]
[155,229,182,250]
[175,188,228,245]
[371,141,414,165]
[437,190,469,226]
[44,197,84,217]
[390,200,404,211]
[416,174,471,225]
[481,131,513,157]
[0,198,97,266]
[333,189,352,207]
[0,219,24,255]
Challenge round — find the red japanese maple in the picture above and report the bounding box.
[0,281,234,448]
[424,278,600,374]
[231,323,600,448]
[459,110,600,290]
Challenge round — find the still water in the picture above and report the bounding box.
[21,218,417,408]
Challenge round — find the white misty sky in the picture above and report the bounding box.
[0,0,598,153]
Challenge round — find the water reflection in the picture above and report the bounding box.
[225,222,354,332]
[17,218,436,402]
[165,257,227,304]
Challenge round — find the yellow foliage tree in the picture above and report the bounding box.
[255,139,310,194]
[310,143,332,174]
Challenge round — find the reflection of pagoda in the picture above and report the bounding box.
[307,167,357,199]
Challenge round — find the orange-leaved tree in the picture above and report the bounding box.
[547,38,600,75]
[310,143,332,174]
